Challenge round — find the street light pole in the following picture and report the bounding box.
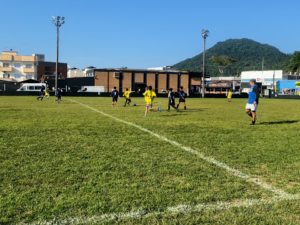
[52,16,65,93]
[201,29,209,98]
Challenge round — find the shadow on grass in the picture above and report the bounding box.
[184,108,207,112]
[160,113,188,117]
[259,120,299,125]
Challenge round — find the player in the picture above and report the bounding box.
[167,88,178,112]
[227,89,232,102]
[36,85,45,101]
[111,87,119,107]
[245,79,260,125]
[177,86,187,110]
[44,88,50,99]
[55,88,62,103]
[143,86,156,117]
[123,88,132,107]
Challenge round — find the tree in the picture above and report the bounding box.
[286,52,300,75]
[210,55,237,76]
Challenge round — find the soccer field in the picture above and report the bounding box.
[0,96,299,225]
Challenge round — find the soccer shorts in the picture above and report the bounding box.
[245,103,258,112]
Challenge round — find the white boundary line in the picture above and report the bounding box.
[18,99,300,225]
[22,195,300,225]
[69,99,292,198]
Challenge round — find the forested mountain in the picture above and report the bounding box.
[173,39,290,76]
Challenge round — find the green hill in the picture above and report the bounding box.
[173,38,290,76]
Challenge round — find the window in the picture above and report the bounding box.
[28,86,34,90]
[25,64,33,68]
[14,74,21,79]
[14,63,21,68]
[3,63,10,67]
[26,75,33,79]
[34,86,41,90]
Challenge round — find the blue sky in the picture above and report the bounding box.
[1,0,299,69]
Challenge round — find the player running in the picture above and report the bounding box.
[111,87,119,107]
[227,89,232,102]
[167,88,178,112]
[143,86,156,117]
[245,79,260,125]
[55,88,62,103]
[123,88,132,107]
[177,86,187,110]
[44,88,50,99]
[36,85,45,101]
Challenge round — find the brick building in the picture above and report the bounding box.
[37,61,68,81]
[94,69,202,94]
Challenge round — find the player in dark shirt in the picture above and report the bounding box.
[167,88,178,112]
[55,88,62,104]
[36,85,46,101]
[177,86,187,110]
[111,86,119,107]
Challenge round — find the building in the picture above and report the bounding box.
[67,66,95,78]
[37,61,68,82]
[93,68,202,94]
[206,76,241,94]
[240,70,285,94]
[0,50,68,83]
[0,50,44,82]
[276,80,300,95]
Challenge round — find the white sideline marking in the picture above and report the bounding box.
[69,99,291,198]
[21,195,300,225]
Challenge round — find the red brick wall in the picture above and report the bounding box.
[146,73,156,89]
[95,71,109,92]
[123,72,132,90]
[158,74,167,93]
[135,73,144,83]
[108,72,119,91]
[169,74,178,90]
[180,74,189,92]
[191,77,201,86]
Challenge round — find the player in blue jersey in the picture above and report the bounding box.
[176,86,187,110]
[111,87,119,107]
[167,88,178,112]
[245,79,260,125]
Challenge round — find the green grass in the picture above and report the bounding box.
[0,96,299,225]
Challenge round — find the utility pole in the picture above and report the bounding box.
[52,16,65,93]
[201,29,209,98]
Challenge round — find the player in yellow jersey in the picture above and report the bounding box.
[44,88,50,99]
[227,89,232,102]
[143,86,156,116]
[123,88,132,107]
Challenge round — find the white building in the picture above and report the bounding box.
[0,51,44,82]
[67,68,85,78]
[67,66,95,78]
[241,70,284,93]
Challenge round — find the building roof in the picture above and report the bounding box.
[93,68,189,74]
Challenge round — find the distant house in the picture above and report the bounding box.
[0,50,44,82]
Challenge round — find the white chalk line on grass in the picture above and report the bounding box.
[21,194,300,225]
[18,99,300,225]
[69,99,292,198]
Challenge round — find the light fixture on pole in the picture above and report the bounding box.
[52,16,65,93]
[201,29,209,98]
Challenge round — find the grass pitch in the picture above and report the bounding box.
[0,96,299,225]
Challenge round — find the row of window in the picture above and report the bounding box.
[2,74,33,79]
[2,63,33,68]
